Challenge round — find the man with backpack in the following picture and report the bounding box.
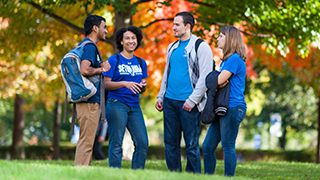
[74,15,110,166]
[155,12,213,173]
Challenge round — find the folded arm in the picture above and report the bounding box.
[80,60,110,76]
[104,77,143,94]
[218,70,232,88]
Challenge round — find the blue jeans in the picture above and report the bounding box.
[163,97,201,173]
[202,106,246,176]
[106,98,148,169]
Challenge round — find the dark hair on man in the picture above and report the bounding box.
[84,15,106,36]
[115,26,143,52]
[175,12,195,31]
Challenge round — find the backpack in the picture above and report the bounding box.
[61,41,101,103]
[61,41,106,134]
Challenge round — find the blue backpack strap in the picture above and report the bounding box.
[79,40,94,46]
[99,71,106,122]
[80,40,104,63]
[70,103,77,134]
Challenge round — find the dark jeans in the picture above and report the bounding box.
[202,106,246,176]
[106,98,148,169]
[163,97,201,173]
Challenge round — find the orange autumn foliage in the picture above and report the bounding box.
[131,0,259,98]
[109,0,320,99]
[247,39,320,93]
[133,0,198,97]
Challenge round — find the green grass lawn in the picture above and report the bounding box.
[0,159,319,180]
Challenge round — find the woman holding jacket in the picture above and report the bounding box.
[202,26,247,176]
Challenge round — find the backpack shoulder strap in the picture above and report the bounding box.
[195,38,204,55]
[168,39,202,55]
[194,38,215,70]
[79,40,103,63]
[136,56,143,68]
[168,40,179,53]
[116,54,143,68]
[79,40,94,47]
[116,54,120,69]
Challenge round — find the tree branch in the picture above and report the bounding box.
[132,0,155,6]
[196,18,226,27]
[240,30,275,38]
[26,1,85,34]
[187,0,275,38]
[26,0,274,43]
[26,1,116,45]
[139,18,174,29]
[187,0,216,8]
[138,16,274,38]
[197,18,274,38]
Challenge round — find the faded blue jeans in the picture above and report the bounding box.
[163,97,201,173]
[202,106,246,176]
[106,98,148,169]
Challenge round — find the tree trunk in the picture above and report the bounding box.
[114,10,132,30]
[316,95,320,163]
[52,99,61,160]
[10,94,25,159]
[279,128,287,149]
[113,1,132,53]
[279,112,289,149]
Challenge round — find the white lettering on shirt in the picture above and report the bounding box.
[118,64,142,76]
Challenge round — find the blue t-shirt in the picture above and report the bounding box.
[219,53,247,108]
[80,38,103,103]
[165,39,193,101]
[103,53,148,107]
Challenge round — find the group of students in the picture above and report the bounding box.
[73,11,247,177]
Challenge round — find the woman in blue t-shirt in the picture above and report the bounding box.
[103,26,148,169]
[202,26,247,176]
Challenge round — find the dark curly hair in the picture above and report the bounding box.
[115,26,143,52]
